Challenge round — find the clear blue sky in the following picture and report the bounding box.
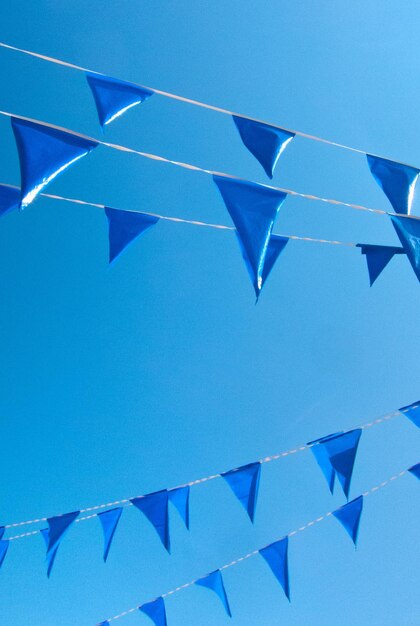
[0,2,418,625]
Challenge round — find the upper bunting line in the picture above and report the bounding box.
[0,40,417,171]
[0,111,418,223]
[3,402,407,538]
[97,466,410,624]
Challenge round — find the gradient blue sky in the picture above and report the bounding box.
[0,2,418,625]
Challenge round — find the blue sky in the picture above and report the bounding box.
[0,1,418,625]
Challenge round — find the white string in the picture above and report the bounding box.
[0,40,417,170]
[4,403,411,538]
[100,467,409,624]
[0,109,418,223]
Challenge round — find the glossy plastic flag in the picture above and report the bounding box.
[11,117,98,208]
[408,462,420,480]
[139,597,167,626]
[367,154,420,215]
[47,510,79,555]
[195,569,232,618]
[0,184,20,217]
[0,539,8,568]
[391,216,420,282]
[333,495,364,546]
[105,207,159,264]
[221,461,261,522]
[213,176,287,296]
[98,507,123,562]
[309,429,362,499]
[131,490,170,552]
[398,401,420,428]
[239,233,289,299]
[98,622,109,626]
[259,537,290,601]
[40,528,60,577]
[233,116,295,178]
[86,73,153,127]
[168,486,190,530]
[356,243,404,286]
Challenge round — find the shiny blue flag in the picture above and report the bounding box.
[238,233,289,299]
[195,569,232,618]
[332,495,364,546]
[213,176,287,296]
[40,528,60,577]
[139,597,167,626]
[408,462,420,480]
[259,536,290,601]
[367,154,420,215]
[11,117,98,208]
[131,490,170,552]
[391,216,420,282]
[398,401,420,428]
[98,622,109,626]
[0,184,20,217]
[233,116,295,178]
[309,429,362,499]
[168,486,190,530]
[105,207,159,264]
[47,510,79,555]
[356,243,404,286]
[0,539,8,568]
[98,507,123,562]
[221,461,261,523]
[86,73,153,127]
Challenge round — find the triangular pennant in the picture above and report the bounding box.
[356,243,404,286]
[139,597,167,626]
[0,185,21,217]
[11,117,98,208]
[308,432,343,494]
[221,461,261,523]
[408,462,420,480]
[0,540,8,568]
[332,495,364,546]
[105,207,159,264]
[168,486,190,530]
[233,116,295,179]
[259,536,290,601]
[98,507,123,562]
[399,401,420,428]
[391,215,420,282]
[86,73,153,127]
[131,490,170,552]
[40,528,60,577]
[98,622,109,626]
[261,235,289,287]
[367,154,420,215]
[0,527,4,540]
[195,569,232,618]
[47,510,79,555]
[213,176,287,295]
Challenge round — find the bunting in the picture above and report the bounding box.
[168,486,190,530]
[0,538,8,569]
[42,511,79,577]
[0,184,20,217]
[105,207,159,264]
[11,117,98,208]
[259,536,290,601]
[356,243,404,286]
[86,73,153,127]
[98,507,123,562]
[332,496,364,546]
[408,462,420,480]
[221,461,261,523]
[139,597,167,626]
[40,528,59,578]
[367,154,420,215]
[399,401,420,428]
[131,490,170,552]
[195,569,232,618]
[391,216,420,282]
[233,116,294,178]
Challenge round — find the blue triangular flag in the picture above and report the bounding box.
[213,176,287,295]
[356,243,404,286]
[11,117,98,208]
[333,495,364,546]
[131,490,170,552]
[105,207,159,264]
[40,528,60,577]
[98,622,109,626]
[168,486,190,530]
[308,432,343,494]
[0,527,4,540]
[98,507,123,562]
[0,539,8,568]
[408,462,420,480]
[47,510,79,555]
[233,116,295,179]
[261,235,289,287]
[391,216,420,282]
[399,401,420,428]
[139,597,167,626]
[195,569,232,618]
[86,73,153,127]
[221,461,261,523]
[367,154,420,215]
[259,536,290,601]
[0,185,21,217]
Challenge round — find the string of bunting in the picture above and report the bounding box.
[96,462,420,625]
[0,401,417,578]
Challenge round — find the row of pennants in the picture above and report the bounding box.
[0,107,420,297]
[0,401,418,581]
